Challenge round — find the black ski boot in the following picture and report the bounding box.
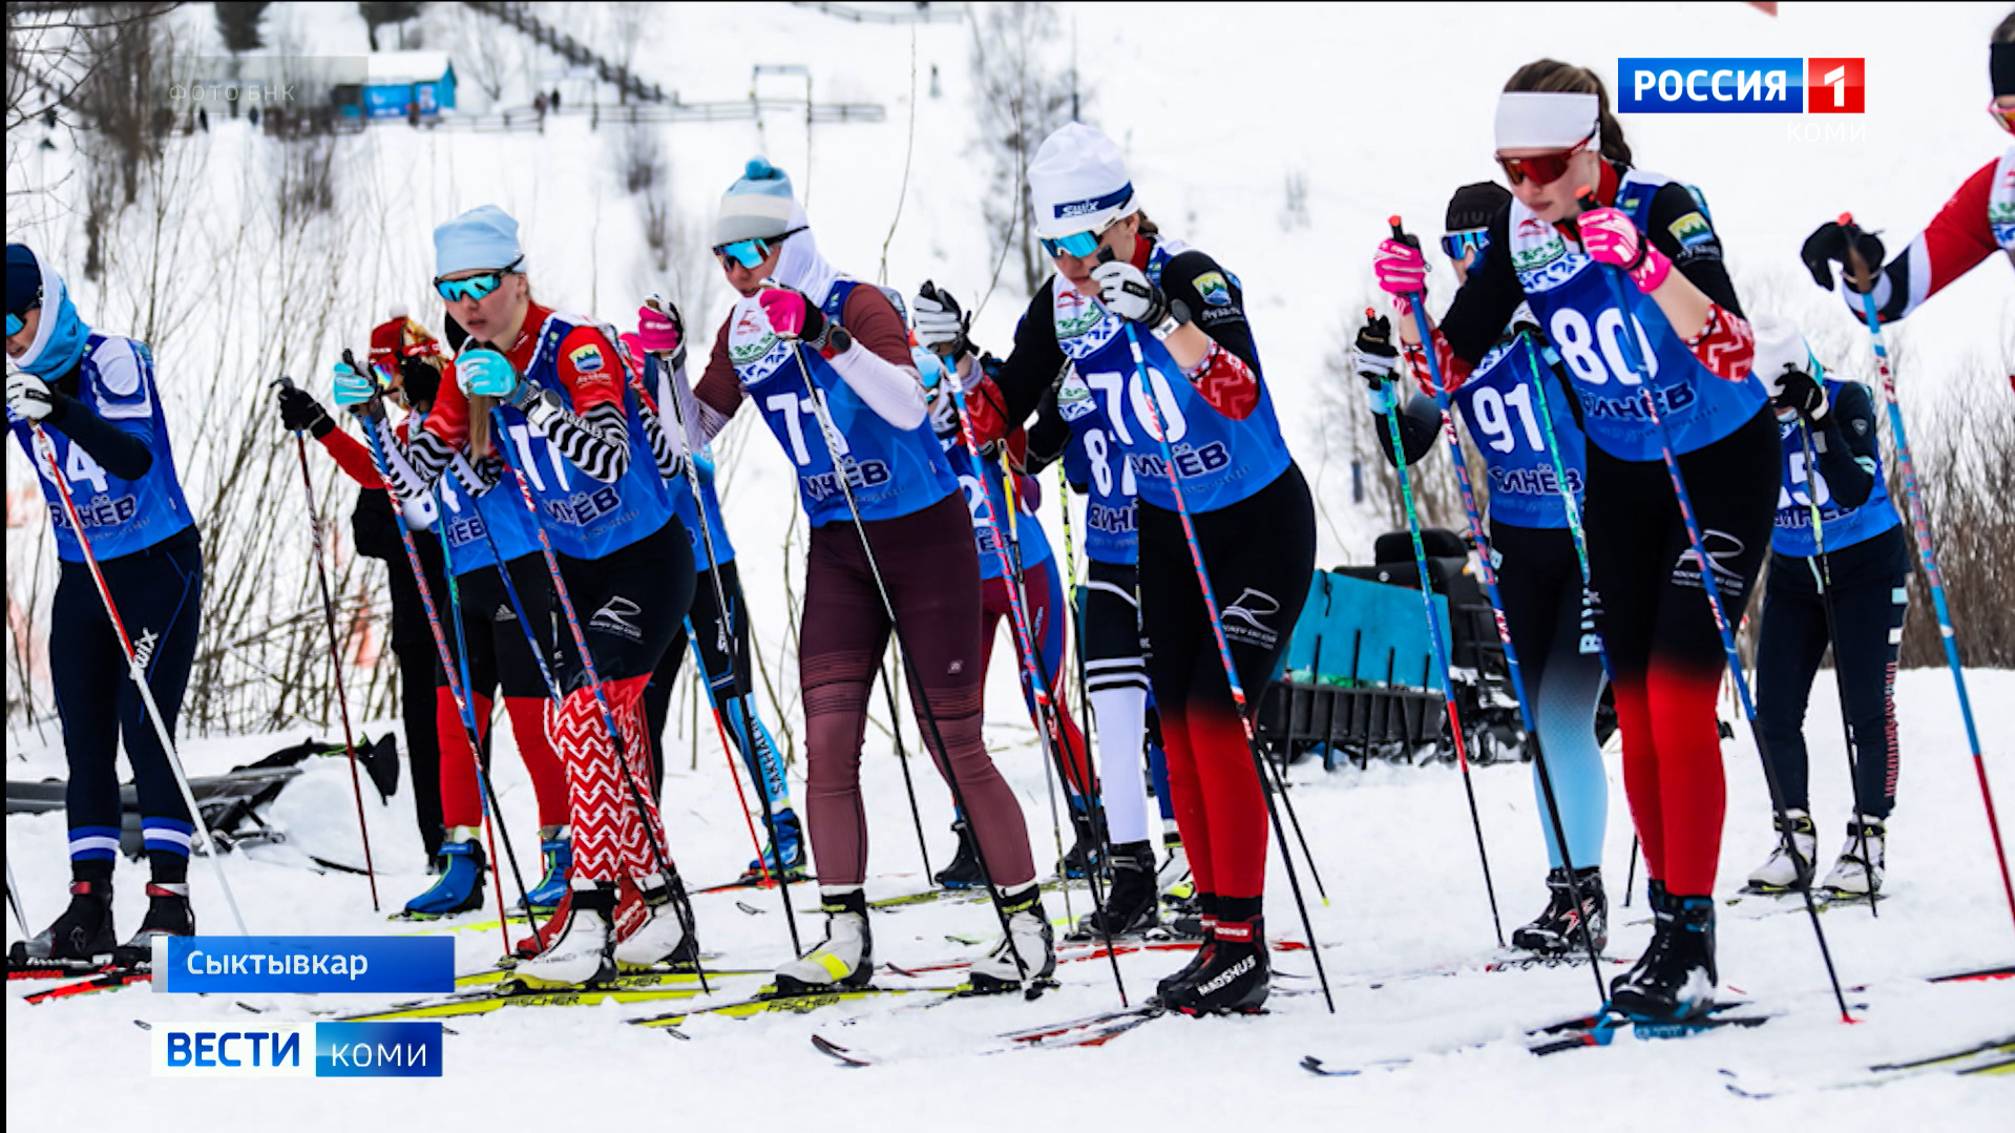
[10,878,117,967]
[933,818,985,890]
[1069,841,1159,940]
[1611,893,1717,1021]
[1511,866,1607,956]
[1161,912,1269,1015]
[116,883,195,964]
[1060,802,1104,880]
[1155,895,1218,999]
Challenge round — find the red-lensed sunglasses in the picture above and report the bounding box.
[1495,126,1598,188]
[1992,98,2015,137]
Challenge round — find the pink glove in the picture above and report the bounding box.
[633,301,684,356]
[757,287,822,342]
[1373,238,1429,312]
[1577,207,1671,293]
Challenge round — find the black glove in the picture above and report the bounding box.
[1354,315,1399,391]
[1799,222,1886,293]
[1771,365,1829,421]
[277,382,336,438]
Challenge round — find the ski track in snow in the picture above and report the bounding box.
[9,668,2013,1131]
[8,1,2015,1128]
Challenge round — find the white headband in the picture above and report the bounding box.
[1494,91,1600,151]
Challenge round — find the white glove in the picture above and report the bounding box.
[912,286,968,356]
[1089,259,1173,326]
[6,371,56,422]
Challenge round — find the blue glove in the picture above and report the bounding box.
[692,447,717,480]
[331,360,381,411]
[457,348,526,403]
[1366,379,1398,416]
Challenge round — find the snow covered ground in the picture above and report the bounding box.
[7,669,2014,1130]
[8,0,2014,1128]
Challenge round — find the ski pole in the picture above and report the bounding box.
[1571,189,1852,1021]
[931,333,1126,1004]
[1795,419,1878,918]
[6,856,29,936]
[785,337,1028,983]
[1389,223,1608,993]
[1838,214,2014,939]
[436,529,537,950]
[1368,290,1503,954]
[273,378,380,912]
[27,424,248,934]
[994,447,1081,929]
[877,651,935,880]
[351,395,533,954]
[636,299,802,950]
[1112,319,1335,1012]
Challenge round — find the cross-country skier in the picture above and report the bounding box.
[5,242,203,962]
[924,124,1316,1014]
[621,319,805,881]
[335,206,699,985]
[1747,319,1909,900]
[1356,181,1610,957]
[914,359,1100,892]
[280,318,453,866]
[664,158,1056,995]
[1800,12,2015,341]
[1373,62,1773,1021]
[291,312,576,919]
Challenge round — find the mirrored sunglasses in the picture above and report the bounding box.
[434,256,524,304]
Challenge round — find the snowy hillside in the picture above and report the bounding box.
[7,1,2015,1129]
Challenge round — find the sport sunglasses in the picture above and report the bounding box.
[434,256,524,304]
[1039,215,1124,260]
[1440,229,1490,260]
[1992,98,2015,136]
[714,227,807,269]
[5,313,22,338]
[1495,126,1598,188]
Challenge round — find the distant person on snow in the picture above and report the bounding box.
[5,242,204,965]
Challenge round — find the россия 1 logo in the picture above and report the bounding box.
[1617,58,1864,114]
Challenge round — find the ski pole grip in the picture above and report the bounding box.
[272,374,296,393]
[1834,212,1876,290]
[1386,216,1417,249]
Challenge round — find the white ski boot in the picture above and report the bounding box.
[969,887,1056,994]
[513,883,616,988]
[774,889,873,993]
[613,873,699,969]
[1819,816,1886,898]
[1744,808,1817,893]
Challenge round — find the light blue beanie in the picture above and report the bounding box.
[715,158,798,245]
[434,204,524,278]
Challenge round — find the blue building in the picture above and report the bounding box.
[348,51,457,119]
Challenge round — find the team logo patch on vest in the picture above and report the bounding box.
[1057,373,1095,421]
[1192,271,1233,307]
[727,304,790,378]
[1053,286,1119,359]
[1511,222,1569,274]
[1668,211,1714,250]
[569,343,605,374]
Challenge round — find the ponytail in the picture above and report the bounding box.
[1504,59,1633,168]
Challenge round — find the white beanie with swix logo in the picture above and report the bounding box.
[1028,123,1137,240]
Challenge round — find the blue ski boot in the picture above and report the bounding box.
[401,833,486,919]
[522,827,571,915]
[743,808,807,881]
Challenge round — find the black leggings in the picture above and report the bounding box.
[642,560,785,804]
[1755,525,1909,819]
[1584,409,1777,896]
[437,555,560,699]
[54,526,202,880]
[386,529,447,859]
[1138,462,1315,905]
